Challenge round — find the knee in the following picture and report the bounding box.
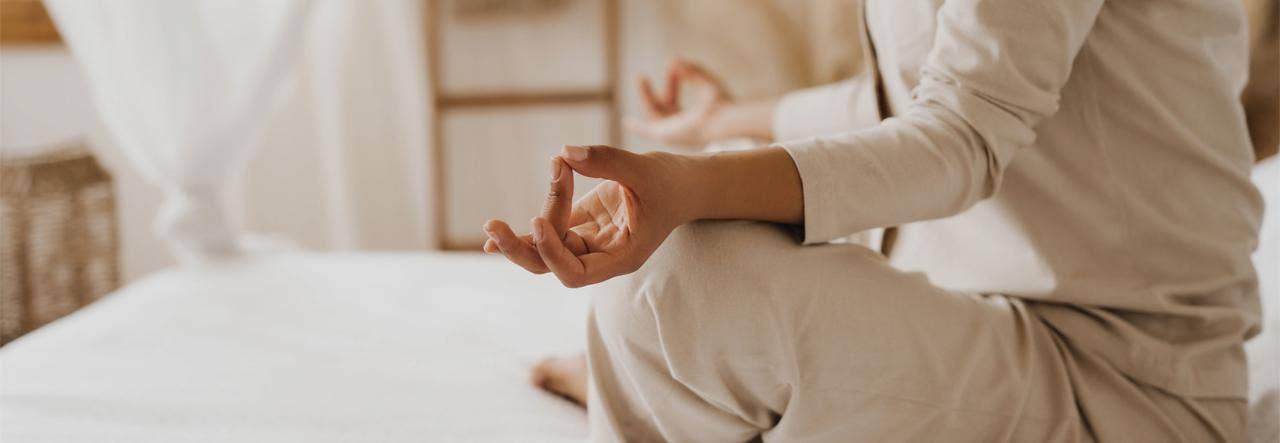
[643,220,791,285]
[607,220,785,297]
[589,221,793,340]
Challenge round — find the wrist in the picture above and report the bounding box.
[673,151,727,225]
[641,145,802,228]
[665,147,803,225]
[644,150,712,226]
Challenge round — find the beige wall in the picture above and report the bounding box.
[647,0,863,99]
[0,0,869,283]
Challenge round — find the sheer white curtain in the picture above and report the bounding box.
[273,0,432,251]
[232,0,432,254]
[45,0,316,264]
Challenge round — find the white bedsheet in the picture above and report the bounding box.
[1247,158,1280,443]
[1,253,590,442]
[2,160,1277,442]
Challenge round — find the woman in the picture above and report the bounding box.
[483,0,1267,440]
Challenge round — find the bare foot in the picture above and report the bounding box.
[530,353,588,407]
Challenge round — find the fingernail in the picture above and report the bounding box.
[530,218,544,242]
[550,156,564,182]
[563,145,589,161]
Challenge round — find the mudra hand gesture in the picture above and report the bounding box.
[483,145,690,288]
[625,59,732,148]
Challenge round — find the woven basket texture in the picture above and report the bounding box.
[1,146,119,345]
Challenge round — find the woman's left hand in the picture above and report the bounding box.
[483,145,693,288]
[625,59,732,148]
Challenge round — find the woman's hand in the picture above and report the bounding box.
[484,143,804,288]
[625,59,732,148]
[483,145,694,288]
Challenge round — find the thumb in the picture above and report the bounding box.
[560,145,645,185]
[540,156,574,235]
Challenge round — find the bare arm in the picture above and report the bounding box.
[489,0,1104,288]
[679,147,802,224]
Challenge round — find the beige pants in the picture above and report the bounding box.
[584,221,1244,442]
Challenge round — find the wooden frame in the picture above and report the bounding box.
[426,0,620,250]
[0,0,61,44]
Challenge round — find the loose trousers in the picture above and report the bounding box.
[584,221,1244,442]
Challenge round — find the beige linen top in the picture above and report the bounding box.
[774,0,1263,399]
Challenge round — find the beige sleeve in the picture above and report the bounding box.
[772,74,882,143]
[777,0,1104,244]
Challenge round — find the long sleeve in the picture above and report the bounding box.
[778,0,1104,244]
[772,74,882,142]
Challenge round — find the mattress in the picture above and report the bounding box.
[2,160,1276,441]
[0,253,591,442]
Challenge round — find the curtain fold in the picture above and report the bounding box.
[45,0,315,263]
[297,0,432,251]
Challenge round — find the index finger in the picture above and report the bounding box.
[531,217,628,288]
[484,219,549,274]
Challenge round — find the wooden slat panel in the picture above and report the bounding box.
[436,0,607,94]
[0,0,61,44]
[440,103,609,249]
[426,0,621,249]
[437,89,612,108]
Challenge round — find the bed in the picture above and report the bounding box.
[0,253,590,441]
[2,160,1277,442]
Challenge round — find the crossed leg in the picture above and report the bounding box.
[580,220,1084,441]
[534,220,1243,441]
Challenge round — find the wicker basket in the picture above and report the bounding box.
[1,146,120,345]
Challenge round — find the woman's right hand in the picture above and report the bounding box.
[625,59,732,148]
[483,144,805,288]
[482,145,697,288]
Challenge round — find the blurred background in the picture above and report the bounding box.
[1,0,864,279]
[3,0,1275,339]
[1,0,1275,338]
[0,1,1276,440]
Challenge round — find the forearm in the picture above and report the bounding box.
[702,97,779,142]
[665,93,1010,242]
[671,147,804,225]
